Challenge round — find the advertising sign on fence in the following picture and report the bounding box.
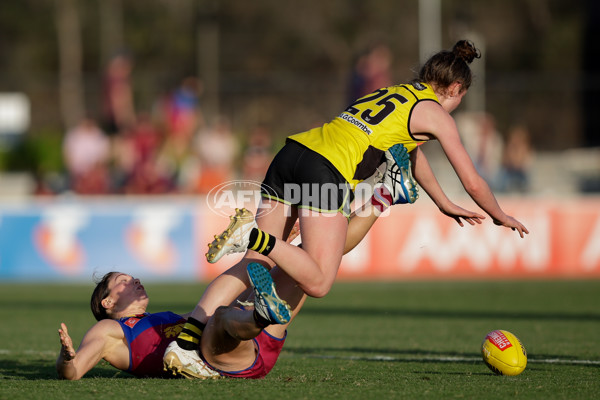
[0,198,599,281]
[0,201,198,281]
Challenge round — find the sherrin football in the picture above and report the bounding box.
[481,330,527,376]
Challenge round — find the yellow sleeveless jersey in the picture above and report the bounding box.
[288,82,439,187]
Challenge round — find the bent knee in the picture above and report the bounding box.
[303,282,332,298]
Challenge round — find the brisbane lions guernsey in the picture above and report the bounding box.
[117,311,186,377]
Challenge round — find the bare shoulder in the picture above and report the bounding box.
[410,101,456,139]
[88,319,125,340]
[83,319,127,360]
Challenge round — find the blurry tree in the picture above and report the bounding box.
[196,0,220,123]
[55,0,85,129]
[0,0,591,155]
[99,0,124,66]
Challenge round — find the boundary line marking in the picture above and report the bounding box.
[286,353,600,366]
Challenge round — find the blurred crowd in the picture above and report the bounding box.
[39,54,274,196]
[37,49,533,196]
[456,111,534,193]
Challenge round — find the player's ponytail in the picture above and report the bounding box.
[417,40,481,92]
[452,40,480,64]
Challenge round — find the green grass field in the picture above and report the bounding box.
[1,280,599,399]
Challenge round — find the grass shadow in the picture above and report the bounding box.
[0,358,134,381]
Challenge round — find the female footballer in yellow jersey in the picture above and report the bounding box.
[202,40,528,302]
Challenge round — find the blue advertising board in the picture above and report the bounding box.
[0,200,201,282]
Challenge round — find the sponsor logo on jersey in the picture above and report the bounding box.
[411,81,426,91]
[164,324,184,338]
[338,112,373,135]
[124,317,140,328]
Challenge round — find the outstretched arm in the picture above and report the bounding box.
[56,320,123,380]
[438,130,528,237]
[411,101,529,238]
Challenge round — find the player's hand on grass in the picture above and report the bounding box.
[58,322,76,361]
[493,215,529,238]
[439,203,486,227]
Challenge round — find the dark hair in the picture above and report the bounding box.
[417,40,481,92]
[90,271,119,321]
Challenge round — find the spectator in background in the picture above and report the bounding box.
[499,125,533,193]
[163,76,205,144]
[348,50,369,102]
[194,116,239,194]
[112,113,173,195]
[241,124,273,182]
[122,157,173,195]
[153,77,205,193]
[102,53,136,137]
[455,112,504,190]
[348,43,393,102]
[62,118,111,194]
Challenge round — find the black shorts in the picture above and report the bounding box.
[261,140,353,217]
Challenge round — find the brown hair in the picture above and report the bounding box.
[90,271,119,321]
[417,40,481,92]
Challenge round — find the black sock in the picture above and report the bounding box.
[176,317,205,350]
[248,228,276,256]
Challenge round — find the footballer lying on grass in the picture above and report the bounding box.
[57,265,305,380]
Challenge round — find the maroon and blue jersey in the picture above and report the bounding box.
[117,311,185,377]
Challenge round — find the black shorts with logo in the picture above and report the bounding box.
[261,140,353,217]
